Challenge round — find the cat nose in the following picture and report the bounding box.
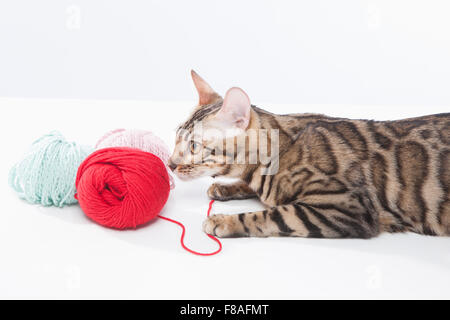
[168,160,177,172]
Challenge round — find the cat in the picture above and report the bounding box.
[168,70,450,238]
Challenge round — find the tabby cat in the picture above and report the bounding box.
[168,70,450,238]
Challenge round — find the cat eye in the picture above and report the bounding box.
[190,141,202,154]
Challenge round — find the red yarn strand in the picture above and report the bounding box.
[157,200,222,256]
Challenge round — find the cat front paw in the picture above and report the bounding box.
[203,214,226,237]
[203,214,244,238]
[207,183,231,201]
[207,182,256,201]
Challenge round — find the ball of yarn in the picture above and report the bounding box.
[75,147,170,229]
[95,128,174,188]
[96,129,171,163]
[9,132,93,207]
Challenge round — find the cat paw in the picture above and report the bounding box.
[207,183,232,201]
[203,214,233,238]
[207,183,256,201]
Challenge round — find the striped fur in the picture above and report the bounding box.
[170,75,450,239]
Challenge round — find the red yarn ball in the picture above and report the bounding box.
[75,147,170,229]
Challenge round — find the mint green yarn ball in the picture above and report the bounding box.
[9,132,93,207]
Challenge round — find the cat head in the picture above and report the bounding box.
[168,70,254,181]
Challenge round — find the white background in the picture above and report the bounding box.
[1,0,449,300]
[1,99,449,300]
[1,0,450,105]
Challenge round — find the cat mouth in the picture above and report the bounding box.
[174,168,218,181]
[173,171,198,181]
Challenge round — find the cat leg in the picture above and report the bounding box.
[207,181,257,201]
[203,200,378,238]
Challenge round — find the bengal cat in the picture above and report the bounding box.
[168,70,450,238]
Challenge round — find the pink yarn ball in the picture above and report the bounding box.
[95,129,175,189]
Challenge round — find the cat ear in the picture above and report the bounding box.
[215,87,251,131]
[191,70,221,106]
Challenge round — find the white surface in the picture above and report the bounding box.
[1,1,450,105]
[1,98,449,299]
